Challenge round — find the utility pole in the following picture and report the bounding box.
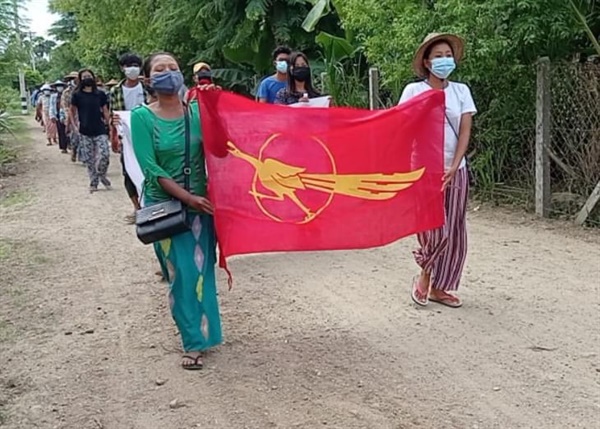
[13,0,28,114]
[29,31,36,72]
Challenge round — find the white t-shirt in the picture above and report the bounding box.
[399,81,476,170]
[122,82,146,111]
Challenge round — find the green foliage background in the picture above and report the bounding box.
[1,0,599,210]
[337,0,599,196]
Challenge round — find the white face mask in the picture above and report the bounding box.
[124,66,141,80]
[43,90,51,95]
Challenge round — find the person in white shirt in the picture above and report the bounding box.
[399,33,477,308]
[109,53,149,223]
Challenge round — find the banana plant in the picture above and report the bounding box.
[302,0,331,32]
[568,0,600,56]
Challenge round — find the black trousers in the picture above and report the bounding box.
[120,152,139,200]
[56,121,69,151]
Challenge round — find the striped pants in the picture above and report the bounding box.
[414,167,469,292]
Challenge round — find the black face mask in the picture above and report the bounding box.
[292,66,311,82]
[82,77,95,87]
[196,71,212,82]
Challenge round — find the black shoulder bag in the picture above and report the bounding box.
[135,107,192,244]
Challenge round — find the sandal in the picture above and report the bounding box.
[124,213,136,224]
[181,354,203,371]
[429,293,462,308]
[100,178,112,190]
[411,276,428,306]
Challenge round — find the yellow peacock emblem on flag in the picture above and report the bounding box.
[227,134,424,224]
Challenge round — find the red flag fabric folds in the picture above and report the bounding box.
[198,90,445,260]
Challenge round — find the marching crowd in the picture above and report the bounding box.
[29,33,475,371]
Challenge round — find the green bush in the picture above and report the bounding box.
[336,0,597,198]
[0,86,21,114]
[0,86,18,169]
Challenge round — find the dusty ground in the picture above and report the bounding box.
[0,118,599,429]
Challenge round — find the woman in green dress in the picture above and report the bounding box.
[132,52,221,370]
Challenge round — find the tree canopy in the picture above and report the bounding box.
[2,0,599,201]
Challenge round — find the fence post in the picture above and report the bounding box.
[535,57,551,217]
[574,181,600,225]
[368,67,379,110]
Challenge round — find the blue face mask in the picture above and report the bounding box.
[275,60,288,74]
[430,57,456,80]
[151,70,184,94]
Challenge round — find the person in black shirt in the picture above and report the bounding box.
[274,51,321,105]
[68,68,112,193]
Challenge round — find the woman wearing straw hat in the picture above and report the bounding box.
[399,33,477,308]
[63,71,81,162]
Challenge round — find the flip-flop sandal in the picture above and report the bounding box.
[429,295,463,308]
[181,355,203,371]
[411,276,428,306]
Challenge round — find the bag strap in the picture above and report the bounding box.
[422,79,459,139]
[183,104,191,192]
[138,104,191,206]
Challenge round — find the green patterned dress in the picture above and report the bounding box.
[131,102,222,352]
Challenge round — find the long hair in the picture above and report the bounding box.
[287,51,320,97]
[76,68,98,93]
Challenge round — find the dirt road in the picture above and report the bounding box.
[1,119,599,429]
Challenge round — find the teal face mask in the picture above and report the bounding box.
[430,57,456,79]
[275,60,288,74]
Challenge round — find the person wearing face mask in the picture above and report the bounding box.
[398,33,477,309]
[274,51,321,105]
[185,62,219,104]
[62,72,82,162]
[109,53,150,222]
[132,52,222,371]
[49,80,70,154]
[96,76,107,94]
[257,46,291,104]
[69,68,112,193]
[36,84,58,146]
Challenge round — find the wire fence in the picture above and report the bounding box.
[365,61,600,225]
[549,62,600,224]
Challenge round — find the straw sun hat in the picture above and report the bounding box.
[64,71,79,81]
[412,33,465,78]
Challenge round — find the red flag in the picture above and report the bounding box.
[198,90,445,261]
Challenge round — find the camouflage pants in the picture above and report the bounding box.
[80,134,110,189]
